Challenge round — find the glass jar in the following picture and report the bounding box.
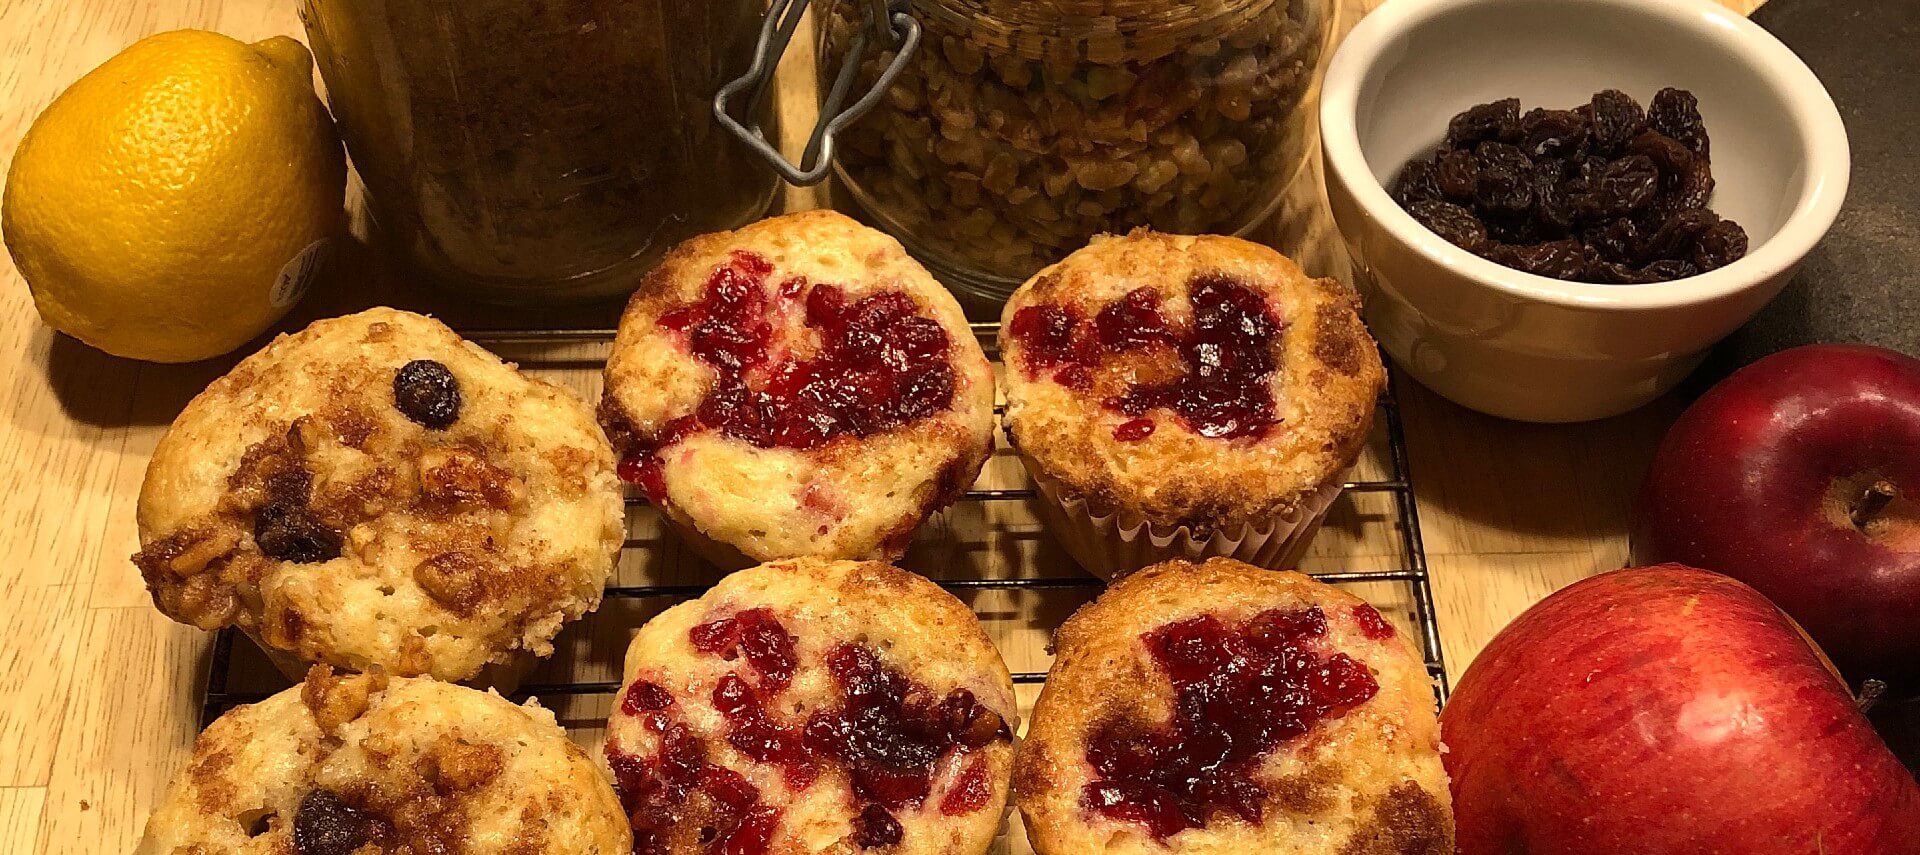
[818,0,1330,302]
[300,0,780,305]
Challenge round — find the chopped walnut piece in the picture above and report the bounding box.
[134,527,242,581]
[427,735,503,793]
[417,447,523,512]
[301,666,388,737]
[134,527,245,628]
[413,550,494,616]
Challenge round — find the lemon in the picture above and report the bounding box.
[3,30,346,363]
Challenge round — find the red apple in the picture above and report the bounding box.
[1443,566,1920,854]
[1632,344,1920,692]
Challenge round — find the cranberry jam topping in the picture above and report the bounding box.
[608,685,782,855]
[1080,608,1381,839]
[1351,603,1397,640]
[1009,275,1284,442]
[611,609,1010,853]
[690,607,800,691]
[620,251,959,496]
[804,643,1011,817]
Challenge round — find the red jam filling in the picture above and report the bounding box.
[609,610,1010,854]
[608,682,782,855]
[1080,608,1380,840]
[1009,276,1284,442]
[689,607,799,691]
[804,644,1010,815]
[620,251,958,501]
[937,756,995,816]
[1352,603,1397,640]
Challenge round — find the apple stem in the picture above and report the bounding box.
[1858,679,1888,713]
[1850,480,1899,529]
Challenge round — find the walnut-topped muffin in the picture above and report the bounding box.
[599,211,995,567]
[1000,230,1386,577]
[138,667,631,854]
[1016,558,1452,854]
[133,308,623,682]
[603,558,1016,854]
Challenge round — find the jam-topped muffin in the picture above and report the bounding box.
[1017,558,1452,854]
[138,667,631,854]
[133,308,623,683]
[603,558,1017,855]
[1000,231,1386,578]
[600,211,995,567]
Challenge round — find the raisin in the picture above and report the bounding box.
[1475,141,1534,175]
[1583,218,1643,263]
[1473,165,1533,213]
[293,791,389,855]
[1691,220,1749,271]
[393,359,461,429]
[1588,260,1650,284]
[1663,157,1716,213]
[1486,240,1590,280]
[1648,88,1708,156]
[1392,159,1442,205]
[1397,89,1740,284]
[1482,212,1540,246]
[1471,142,1536,212]
[1588,89,1647,153]
[255,501,342,564]
[1578,155,1659,219]
[1446,98,1521,148]
[1436,149,1480,200]
[1588,258,1693,284]
[1532,172,1577,236]
[1520,108,1590,161]
[1642,259,1701,280]
[1640,208,1720,261]
[1406,199,1489,252]
[1626,130,1693,178]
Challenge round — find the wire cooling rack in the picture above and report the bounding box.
[199,322,1448,726]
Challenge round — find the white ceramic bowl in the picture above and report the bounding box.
[1321,0,1848,422]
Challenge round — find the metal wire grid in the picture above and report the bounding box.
[200,322,1448,726]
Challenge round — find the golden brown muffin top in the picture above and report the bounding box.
[605,558,1017,855]
[1016,558,1452,855]
[600,211,995,563]
[139,668,631,854]
[1000,231,1386,534]
[134,308,623,681]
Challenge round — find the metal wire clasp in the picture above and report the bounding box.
[714,0,922,186]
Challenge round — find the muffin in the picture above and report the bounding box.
[138,667,631,854]
[599,211,996,567]
[603,558,1017,854]
[133,308,624,683]
[1016,558,1452,855]
[999,230,1387,578]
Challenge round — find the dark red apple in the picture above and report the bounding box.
[1632,344,1920,692]
[1443,566,1920,854]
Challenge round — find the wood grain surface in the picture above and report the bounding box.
[0,0,1762,851]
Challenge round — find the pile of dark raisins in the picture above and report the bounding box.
[1394,89,1748,283]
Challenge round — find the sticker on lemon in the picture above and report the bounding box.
[3,30,346,363]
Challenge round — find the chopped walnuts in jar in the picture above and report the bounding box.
[821,0,1326,288]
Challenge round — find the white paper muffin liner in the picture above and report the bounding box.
[1022,453,1343,580]
[242,627,536,695]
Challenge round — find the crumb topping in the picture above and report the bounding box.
[134,309,620,681]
